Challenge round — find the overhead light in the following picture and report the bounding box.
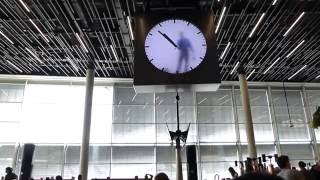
[215,6,226,34]
[25,47,43,63]
[283,12,305,37]
[6,60,22,72]
[29,19,50,42]
[220,42,231,59]
[66,57,78,72]
[0,31,14,44]
[263,57,280,74]
[230,61,239,75]
[288,65,307,80]
[127,16,134,40]
[75,33,88,53]
[19,0,30,12]
[285,40,305,58]
[247,69,255,80]
[316,74,320,79]
[272,0,278,5]
[110,45,119,62]
[249,13,266,38]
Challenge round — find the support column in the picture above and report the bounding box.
[301,87,319,161]
[238,67,257,158]
[11,143,20,171]
[80,64,95,180]
[176,138,183,180]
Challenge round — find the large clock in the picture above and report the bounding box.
[144,19,207,74]
[133,11,221,93]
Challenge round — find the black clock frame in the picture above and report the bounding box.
[134,10,221,87]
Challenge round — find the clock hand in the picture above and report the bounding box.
[158,31,177,48]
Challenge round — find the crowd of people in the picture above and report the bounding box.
[4,155,320,180]
[226,155,320,180]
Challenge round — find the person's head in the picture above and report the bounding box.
[77,175,82,180]
[298,161,306,169]
[45,177,50,180]
[234,173,284,180]
[276,155,291,169]
[56,175,63,180]
[154,172,169,180]
[5,167,12,174]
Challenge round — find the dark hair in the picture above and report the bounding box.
[234,173,284,180]
[5,167,13,172]
[56,175,63,180]
[154,172,169,180]
[277,155,290,169]
[298,161,306,168]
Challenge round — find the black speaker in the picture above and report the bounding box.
[20,144,35,180]
[186,145,198,180]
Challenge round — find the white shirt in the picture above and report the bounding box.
[278,169,305,180]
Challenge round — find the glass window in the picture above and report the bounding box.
[90,105,112,143]
[89,146,110,164]
[156,92,194,106]
[277,124,310,142]
[235,90,269,106]
[197,106,234,123]
[156,146,186,163]
[112,146,154,163]
[280,144,314,160]
[199,124,236,143]
[113,105,154,124]
[0,84,24,102]
[114,87,153,105]
[273,106,307,124]
[111,164,155,178]
[239,124,274,142]
[112,124,155,143]
[271,90,303,107]
[32,164,63,178]
[88,164,110,179]
[200,145,238,162]
[0,145,15,173]
[307,90,320,107]
[237,106,271,123]
[32,145,64,178]
[66,146,80,164]
[156,105,195,124]
[0,122,20,143]
[0,103,22,122]
[196,90,232,106]
[63,164,79,178]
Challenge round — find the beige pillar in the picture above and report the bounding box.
[80,65,95,180]
[238,67,257,158]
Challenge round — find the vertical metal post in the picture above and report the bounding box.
[238,67,257,158]
[11,143,20,172]
[80,63,95,180]
[301,87,319,161]
[267,86,281,154]
[231,86,243,160]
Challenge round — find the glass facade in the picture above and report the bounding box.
[0,82,319,179]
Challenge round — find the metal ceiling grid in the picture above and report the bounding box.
[0,0,319,83]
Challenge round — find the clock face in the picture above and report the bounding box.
[144,19,207,74]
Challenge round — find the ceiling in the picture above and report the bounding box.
[0,0,319,82]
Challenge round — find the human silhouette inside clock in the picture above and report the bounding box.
[176,32,193,73]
